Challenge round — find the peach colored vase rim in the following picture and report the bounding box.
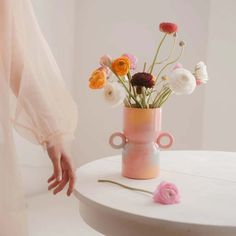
[124,106,161,111]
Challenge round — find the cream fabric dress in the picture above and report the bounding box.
[0,0,78,235]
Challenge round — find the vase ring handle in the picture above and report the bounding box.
[156,132,174,149]
[109,132,127,149]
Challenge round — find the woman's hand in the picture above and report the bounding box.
[47,143,76,196]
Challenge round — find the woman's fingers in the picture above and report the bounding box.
[47,149,76,196]
[67,170,76,196]
[53,173,69,195]
[52,156,62,181]
[48,178,62,190]
[48,174,55,183]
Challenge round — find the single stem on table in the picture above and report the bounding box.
[149,33,168,74]
[98,179,153,195]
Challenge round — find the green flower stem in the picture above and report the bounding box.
[141,87,147,108]
[155,79,165,88]
[127,71,136,100]
[146,91,152,106]
[98,179,153,195]
[146,80,164,105]
[125,96,132,107]
[152,86,169,107]
[114,73,143,108]
[143,62,147,72]
[155,88,172,108]
[126,74,132,103]
[156,46,184,81]
[157,89,172,107]
[151,86,167,106]
[149,33,168,74]
[146,88,153,105]
[155,87,172,108]
[123,98,130,107]
[158,87,170,105]
[155,35,177,65]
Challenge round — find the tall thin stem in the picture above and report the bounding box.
[156,46,184,81]
[98,179,153,195]
[149,33,168,74]
[143,62,147,72]
[155,35,177,65]
[127,71,136,101]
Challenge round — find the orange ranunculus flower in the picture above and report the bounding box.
[89,68,106,89]
[111,56,130,76]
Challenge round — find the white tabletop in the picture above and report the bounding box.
[74,151,236,236]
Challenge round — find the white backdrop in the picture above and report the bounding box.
[14,0,235,195]
[203,0,236,151]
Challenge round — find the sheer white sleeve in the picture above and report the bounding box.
[10,0,78,148]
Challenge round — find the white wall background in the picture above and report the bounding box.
[15,0,236,195]
[203,0,236,151]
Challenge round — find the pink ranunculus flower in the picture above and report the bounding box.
[196,79,202,86]
[100,55,112,68]
[153,181,180,205]
[173,63,183,70]
[122,53,138,70]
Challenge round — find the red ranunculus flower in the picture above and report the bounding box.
[159,22,178,34]
[131,72,155,88]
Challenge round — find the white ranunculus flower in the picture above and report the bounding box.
[169,68,196,95]
[103,82,126,106]
[194,61,208,85]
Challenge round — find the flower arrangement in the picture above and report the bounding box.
[89,22,208,108]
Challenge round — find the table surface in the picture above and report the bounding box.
[74,151,236,235]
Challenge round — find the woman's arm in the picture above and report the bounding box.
[10,0,78,196]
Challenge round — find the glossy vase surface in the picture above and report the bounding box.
[110,107,173,179]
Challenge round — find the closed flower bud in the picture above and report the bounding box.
[179,41,186,47]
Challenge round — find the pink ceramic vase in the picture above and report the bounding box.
[109,107,173,179]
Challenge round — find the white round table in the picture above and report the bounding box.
[74,151,236,236]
